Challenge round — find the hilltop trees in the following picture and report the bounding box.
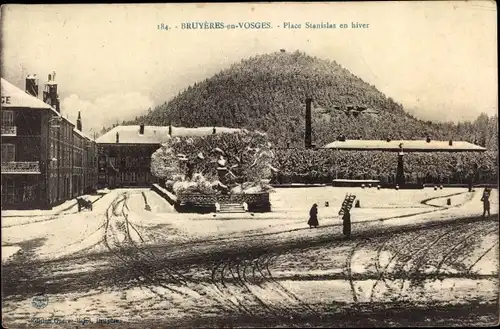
[120,51,498,184]
[125,51,497,152]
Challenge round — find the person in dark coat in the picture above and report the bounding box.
[342,209,351,238]
[481,188,491,217]
[468,175,473,192]
[308,203,319,228]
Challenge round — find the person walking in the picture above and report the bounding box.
[308,203,319,228]
[481,188,491,217]
[342,209,351,239]
[468,175,473,192]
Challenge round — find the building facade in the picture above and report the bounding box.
[96,125,240,188]
[1,75,97,210]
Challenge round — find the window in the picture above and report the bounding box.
[1,144,15,162]
[23,184,37,202]
[2,110,14,126]
[2,178,15,204]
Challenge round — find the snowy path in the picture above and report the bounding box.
[1,187,498,328]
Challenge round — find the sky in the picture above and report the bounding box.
[1,2,497,136]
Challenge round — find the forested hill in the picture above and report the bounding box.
[124,51,497,150]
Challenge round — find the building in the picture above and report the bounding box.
[1,75,97,209]
[321,139,487,152]
[96,125,240,188]
[321,138,488,186]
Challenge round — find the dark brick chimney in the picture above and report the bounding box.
[116,132,119,143]
[139,124,145,135]
[25,74,39,97]
[305,98,313,148]
[43,72,60,113]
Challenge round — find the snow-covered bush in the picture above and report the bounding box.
[150,130,275,194]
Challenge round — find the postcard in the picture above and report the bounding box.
[1,2,498,328]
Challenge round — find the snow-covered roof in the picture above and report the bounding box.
[96,125,241,144]
[321,139,486,152]
[73,127,93,141]
[1,78,58,114]
[2,78,94,141]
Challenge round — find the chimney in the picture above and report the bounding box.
[43,72,60,112]
[449,140,453,146]
[213,126,216,134]
[168,123,172,136]
[76,111,82,131]
[426,135,431,143]
[305,98,313,148]
[25,74,39,97]
[139,124,145,135]
[116,132,119,143]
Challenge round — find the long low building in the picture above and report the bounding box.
[96,125,240,188]
[321,139,486,152]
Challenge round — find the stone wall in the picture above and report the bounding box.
[177,192,269,205]
[152,186,271,213]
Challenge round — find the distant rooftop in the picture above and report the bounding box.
[321,139,486,152]
[96,125,242,144]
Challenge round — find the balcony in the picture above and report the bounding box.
[1,161,41,174]
[1,126,17,136]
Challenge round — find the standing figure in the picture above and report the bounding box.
[342,209,351,238]
[308,203,319,228]
[481,188,491,217]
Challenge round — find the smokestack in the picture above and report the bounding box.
[139,124,145,135]
[168,122,172,136]
[305,98,313,148]
[116,132,120,143]
[25,74,39,98]
[76,111,82,131]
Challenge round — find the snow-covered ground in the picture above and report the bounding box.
[2,246,21,262]
[2,187,498,327]
[1,190,120,262]
[144,187,497,242]
[2,187,496,263]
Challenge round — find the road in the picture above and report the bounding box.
[2,189,499,328]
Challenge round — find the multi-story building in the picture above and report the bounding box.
[1,75,97,209]
[96,125,240,188]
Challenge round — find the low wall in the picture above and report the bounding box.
[152,187,271,213]
[332,180,381,188]
[151,184,177,205]
[270,183,328,188]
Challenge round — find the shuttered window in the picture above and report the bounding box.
[1,144,15,162]
[2,110,14,126]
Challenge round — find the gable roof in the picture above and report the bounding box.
[73,127,93,141]
[1,78,58,113]
[321,139,486,152]
[96,125,241,144]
